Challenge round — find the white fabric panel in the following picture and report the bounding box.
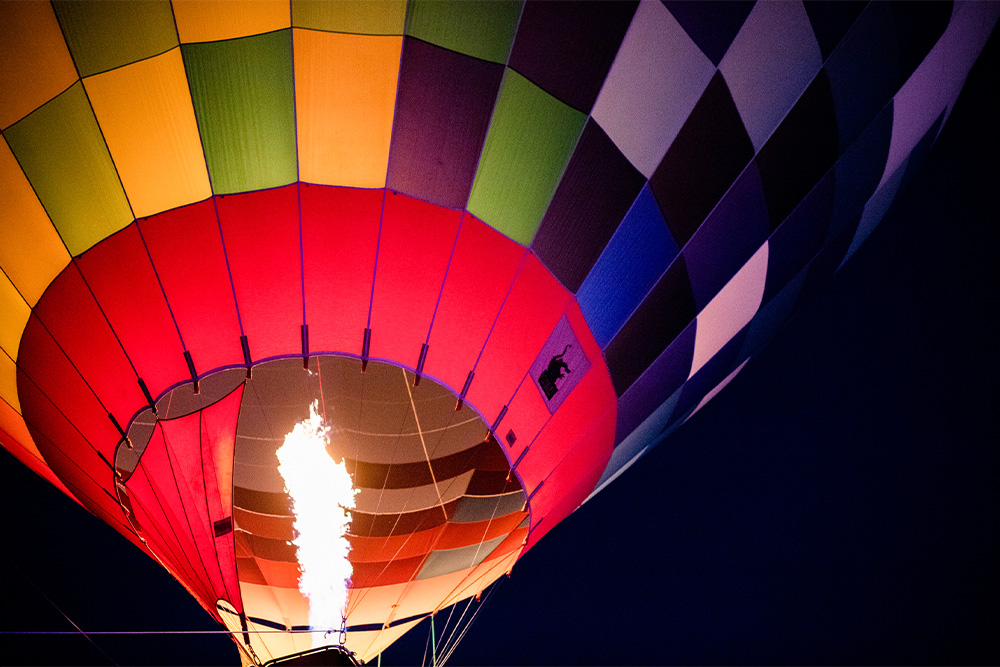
[592,0,715,177]
[720,0,823,152]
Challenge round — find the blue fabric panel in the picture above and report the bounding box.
[683,161,770,310]
[762,171,834,304]
[825,2,900,152]
[828,103,894,242]
[577,184,678,348]
[671,324,750,426]
[802,0,868,61]
[840,156,907,265]
[614,322,696,445]
[795,212,861,311]
[663,0,755,66]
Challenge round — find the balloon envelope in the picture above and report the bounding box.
[0,1,996,663]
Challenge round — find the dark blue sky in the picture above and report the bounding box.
[2,24,997,667]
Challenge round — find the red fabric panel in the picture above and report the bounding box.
[352,553,426,588]
[422,216,525,394]
[301,184,382,356]
[136,425,227,606]
[138,198,244,374]
[128,462,218,610]
[157,384,245,611]
[436,510,527,551]
[76,226,188,401]
[16,373,138,542]
[518,304,615,538]
[349,524,445,563]
[17,315,124,461]
[31,266,146,428]
[497,375,550,467]
[368,193,463,368]
[216,185,302,361]
[465,253,572,425]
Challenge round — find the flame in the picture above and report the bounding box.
[276,401,357,645]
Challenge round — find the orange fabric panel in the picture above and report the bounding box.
[254,556,301,589]
[0,351,20,414]
[84,49,211,218]
[0,139,70,306]
[294,29,402,187]
[0,414,77,503]
[0,272,29,360]
[0,1,78,129]
[350,524,445,563]
[436,511,527,551]
[347,617,421,665]
[172,0,291,43]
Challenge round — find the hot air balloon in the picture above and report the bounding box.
[1,1,996,664]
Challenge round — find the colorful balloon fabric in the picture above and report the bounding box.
[1,1,995,663]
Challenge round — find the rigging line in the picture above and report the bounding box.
[403,367,448,522]
[1,550,119,666]
[432,595,474,665]
[439,579,504,666]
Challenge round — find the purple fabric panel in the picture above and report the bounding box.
[682,161,770,310]
[508,0,638,113]
[386,37,504,209]
[591,0,715,178]
[531,119,645,293]
[528,316,592,414]
[614,323,695,445]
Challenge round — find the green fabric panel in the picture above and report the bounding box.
[3,82,132,256]
[467,71,586,246]
[405,0,522,64]
[182,30,297,195]
[53,0,178,77]
[292,0,406,35]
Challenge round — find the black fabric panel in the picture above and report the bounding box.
[605,256,696,397]
[794,213,860,312]
[508,0,639,113]
[802,0,869,61]
[350,500,460,538]
[465,469,523,496]
[649,72,755,246]
[757,69,840,230]
[891,1,953,86]
[242,532,297,562]
[531,119,645,293]
[234,486,292,516]
[825,2,899,152]
[345,441,485,490]
[386,38,505,209]
[662,0,755,66]
[762,172,834,304]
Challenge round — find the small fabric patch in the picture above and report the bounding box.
[529,316,591,414]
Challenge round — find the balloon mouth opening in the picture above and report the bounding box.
[114,354,528,658]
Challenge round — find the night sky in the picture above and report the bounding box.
[1,22,996,667]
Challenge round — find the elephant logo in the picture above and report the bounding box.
[537,344,572,400]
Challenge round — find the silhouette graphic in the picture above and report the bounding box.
[538,344,572,400]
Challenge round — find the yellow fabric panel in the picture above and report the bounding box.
[0,351,21,414]
[0,139,70,306]
[172,0,291,43]
[292,0,407,35]
[294,29,401,187]
[0,272,30,360]
[0,1,78,129]
[84,49,212,218]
